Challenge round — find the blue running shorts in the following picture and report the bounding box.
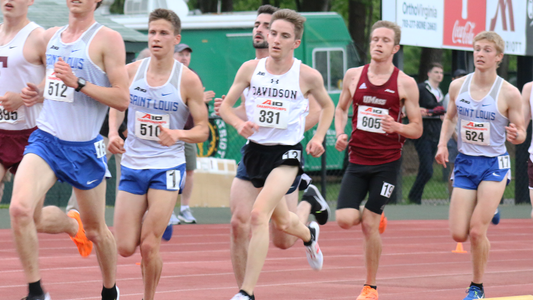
[24,129,108,190]
[452,152,511,190]
[236,143,304,194]
[119,164,186,195]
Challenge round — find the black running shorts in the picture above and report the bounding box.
[337,159,400,214]
[242,141,304,188]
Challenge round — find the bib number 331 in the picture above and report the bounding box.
[254,99,289,129]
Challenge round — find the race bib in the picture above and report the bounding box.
[254,99,289,129]
[0,106,25,124]
[166,169,181,190]
[356,105,388,134]
[460,120,490,146]
[498,154,510,169]
[135,111,170,141]
[94,140,106,158]
[282,149,301,162]
[44,68,74,103]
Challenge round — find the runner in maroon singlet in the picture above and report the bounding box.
[334,20,422,300]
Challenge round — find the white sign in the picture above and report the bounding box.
[396,0,444,48]
[486,0,526,55]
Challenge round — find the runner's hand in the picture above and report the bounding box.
[21,82,43,107]
[158,125,181,146]
[108,134,125,154]
[0,92,23,111]
[382,115,399,134]
[335,133,348,152]
[204,90,215,103]
[307,137,325,157]
[54,57,77,88]
[505,123,518,142]
[435,145,449,168]
[236,120,258,138]
[214,95,225,116]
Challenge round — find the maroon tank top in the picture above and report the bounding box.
[348,64,405,165]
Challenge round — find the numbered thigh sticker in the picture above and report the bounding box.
[498,155,510,169]
[282,149,301,162]
[135,111,170,141]
[460,120,490,146]
[94,140,106,158]
[44,68,74,103]
[356,105,388,134]
[380,182,395,198]
[166,169,181,190]
[254,99,289,129]
[0,106,25,124]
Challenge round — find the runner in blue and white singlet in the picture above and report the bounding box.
[455,73,508,157]
[122,58,189,171]
[452,73,512,190]
[435,31,525,300]
[38,22,110,142]
[10,1,130,299]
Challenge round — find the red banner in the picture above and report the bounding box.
[443,0,487,49]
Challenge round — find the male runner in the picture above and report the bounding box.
[10,0,129,299]
[335,20,422,300]
[521,77,533,219]
[436,31,525,300]
[108,9,208,300]
[220,9,334,300]
[214,5,331,289]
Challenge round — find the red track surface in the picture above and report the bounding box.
[0,219,532,299]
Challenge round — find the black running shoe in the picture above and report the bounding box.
[302,184,330,225]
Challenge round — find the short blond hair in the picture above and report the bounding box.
[271,9,306,40]
[473,31,505,54]
[371,21,401,45]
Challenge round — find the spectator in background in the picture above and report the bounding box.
[136,47,151,60]
[169,44,215,224]
[442,69,468,197]
[408,62,445,204]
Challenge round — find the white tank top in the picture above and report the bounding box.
[121,58,189,170]
[0,22,44,130]
[455,73,508,157]
[245,57,308,145]
[527,86,533,162]
[37,22,110,141]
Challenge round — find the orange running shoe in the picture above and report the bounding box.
[67,210,93,257]
[379,213,387,234]
[357,286,378,300]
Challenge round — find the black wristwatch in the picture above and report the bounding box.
[75,77,87,92]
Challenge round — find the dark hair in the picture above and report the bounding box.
[95,0,102,10]
[149,8,181,35]
[257,4,278,15]
[428,62,443,72]
[271,9,306,40]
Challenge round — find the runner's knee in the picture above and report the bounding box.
[140,235,160,260]
[9,201,34,225]
[230,209,251,235]
[117,240,136,257]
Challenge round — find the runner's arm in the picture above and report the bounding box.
[305,95,320,131]
[505,84,526,145]
[177,68,209,143]
[398,74,422,139]
[305,67,334,153]
[334,69,356,138]
[521,82,532,130]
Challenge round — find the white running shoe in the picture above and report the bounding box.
[305,221,323,270]
[178,208,197,224]
[230,291,254,300]
[169,211,180,225]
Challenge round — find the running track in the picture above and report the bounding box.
[0,220,532,299]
